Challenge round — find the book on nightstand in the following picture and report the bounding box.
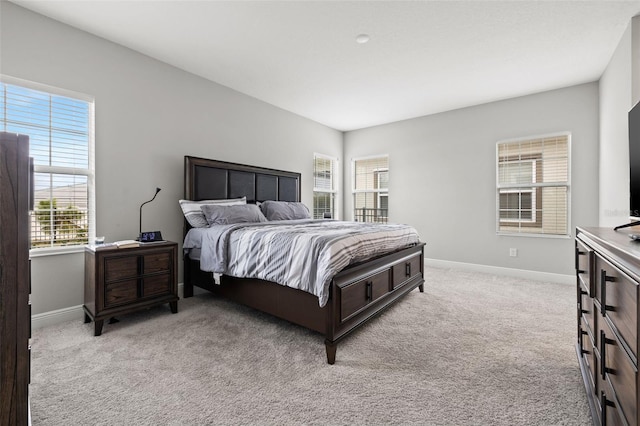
[113,240,140,248]
[87,240,140,251]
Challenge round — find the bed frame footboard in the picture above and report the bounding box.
[184,243,425,364]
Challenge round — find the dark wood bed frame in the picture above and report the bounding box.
[183,155,425,364]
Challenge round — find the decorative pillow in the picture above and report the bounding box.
[259,200,310,221]
[201,203,267,226]
[179,197,246,228]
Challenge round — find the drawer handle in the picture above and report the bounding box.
[579,331,589,355]
[599,330,617,379]
[575,248,585,271]
[600,270,615,316]
[600,330,607,379]
[600,391,616,426]
[365,281,372,301]
[405,262,411,277]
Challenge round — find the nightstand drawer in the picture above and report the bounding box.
[104,256,138,281]
[143,274,171,297]
[105,279,138,307]
[144,252,171,274]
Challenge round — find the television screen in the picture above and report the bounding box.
[630,101,640,217]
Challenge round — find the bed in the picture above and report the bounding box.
[182,155,425,364]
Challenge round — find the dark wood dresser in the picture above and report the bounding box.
[0,132,31,425]
[83,241,179,336]
[575,227,639,426]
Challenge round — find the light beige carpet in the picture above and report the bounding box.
[30,267,591,425]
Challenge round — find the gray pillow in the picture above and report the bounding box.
[179,197,246,228]
[201,203,267,226]
[260,200,310,221]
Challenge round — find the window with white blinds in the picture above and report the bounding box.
[496,134,570,236]
[0,78,95,249]
[352,155,389,223]
[313,153,338,219]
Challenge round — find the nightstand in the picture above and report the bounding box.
[83,241,179,336]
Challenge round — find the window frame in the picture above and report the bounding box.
[495,132,571,238]
[1,75,96,256]
[351,154,389,223]
[498,159,537,224]
[312,153,339,220]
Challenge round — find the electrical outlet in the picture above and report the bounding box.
[509,248,518,257]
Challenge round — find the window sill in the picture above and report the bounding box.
[496,232,571,239]
[30,245,85,258]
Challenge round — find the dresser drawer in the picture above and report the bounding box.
[392,254,422,290]
[105,279,138,307]
[579,322,597,394]
[601,381,628,426]
[597,255,638,360]
[576,240,594,296]
[600,319,637,426]
[144,252,171,274]
[104,256,138,282]
[340,270,390,322]
[579,284,596,340]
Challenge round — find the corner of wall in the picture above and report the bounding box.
[633,15,640,105]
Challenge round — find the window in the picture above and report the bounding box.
[352,155,389,223]
[1,77,95,250]
[313,154,338,219]
[497,134,570,236]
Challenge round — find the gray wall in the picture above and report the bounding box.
[599,17,639,227]
[344,84,600,276]
[0,3,342,315]
[2,1,631,316]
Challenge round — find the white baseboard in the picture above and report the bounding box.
[32,263,573,329]
[425,258,574,285]
[32,282,186,329]
[32,305,84,330]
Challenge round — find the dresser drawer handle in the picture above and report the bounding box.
[600,391,617,426]
[599,330,617,379]
[600,270,615,316]
[405,262,411,277]
[575,248,586,271]
[574,247,584,273]
[600,330,606,379]
[579,331,589,355]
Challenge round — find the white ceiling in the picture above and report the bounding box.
[10,0,640,131]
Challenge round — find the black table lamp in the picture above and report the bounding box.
[138,187,163,242]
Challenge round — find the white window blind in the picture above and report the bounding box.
[313,153,338,219]
[352,155,389,223]
[496,134,570,236]
[0,78,95,249]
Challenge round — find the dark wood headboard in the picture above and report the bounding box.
[184,156,301,203]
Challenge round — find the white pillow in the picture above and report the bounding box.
[179,197,246,228]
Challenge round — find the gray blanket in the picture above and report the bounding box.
[183,219,420,307]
